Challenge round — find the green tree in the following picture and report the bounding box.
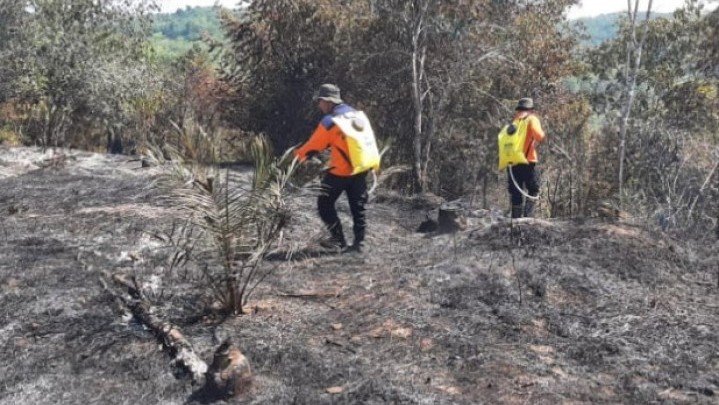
[149,6,228,62]
[217,0,583,199]
[349,0,583,194]
[0,2,35,104]
[3,0,156,148]
[216,0,342,151]
[586,0,719,229]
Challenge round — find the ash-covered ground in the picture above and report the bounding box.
[0,147,717,404]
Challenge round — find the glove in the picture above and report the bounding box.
[305,151,322,164]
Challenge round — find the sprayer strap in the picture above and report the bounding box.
[336,143,352,168]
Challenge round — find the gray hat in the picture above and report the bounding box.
[315,84,343,104]
[516,97,534,111]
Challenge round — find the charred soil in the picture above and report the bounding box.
[0,147,717,404]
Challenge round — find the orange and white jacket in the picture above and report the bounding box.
[295,104,356,177]
[513,111,546,163]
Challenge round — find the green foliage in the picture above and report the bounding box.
[2,0,717,236]
[153,6,223,40]
[214,0,341,154]
[149,33,199,63]
[1,0,156,148]
[0,3,26,103]
[124,42,233,160]
[217,0,584,196]
[149,6,227,62]
[0,126,21,146]
[582,0,719,231]
[587,1,717,132]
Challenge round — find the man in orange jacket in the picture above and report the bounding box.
[508,97,546,218]
[294,84,368,252]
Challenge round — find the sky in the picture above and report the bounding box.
[156,0,718,18]
[567,0,718,18]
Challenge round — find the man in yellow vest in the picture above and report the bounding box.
[294,84,369,252]
[508,97,546,218]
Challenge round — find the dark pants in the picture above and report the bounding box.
[318,172,368,246]
[507,163,540,206]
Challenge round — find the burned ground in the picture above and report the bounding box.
[0,147,717,404]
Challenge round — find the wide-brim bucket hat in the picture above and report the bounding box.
[516,97,534,111]
[315,84,343,104]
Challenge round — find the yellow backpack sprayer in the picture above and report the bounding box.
[498,116,539,202]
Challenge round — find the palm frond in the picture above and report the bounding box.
[147,131,304,314]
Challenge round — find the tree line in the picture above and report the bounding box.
[0,0,717,235]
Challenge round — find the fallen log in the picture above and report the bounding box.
[130,301,209,384]
[101,271,254,399]
[101,271,208,384]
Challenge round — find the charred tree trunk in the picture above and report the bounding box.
[618,0,653,199]
[205,338,253,398]
[437,202,466,233]
[410,0,429,193]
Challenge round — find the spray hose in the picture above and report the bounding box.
[368,169,379,195]
[507,165,540,201]
[287,150,379,196]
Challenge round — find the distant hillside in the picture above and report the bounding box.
[148,7,674,59]
[573,12,672,46]
[150,6,224,61]
[152,6,222,41]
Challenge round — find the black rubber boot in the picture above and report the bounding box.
[345,231,365,253]
[511,205,523,219]
[349,228,364,253]
[523,200,536,218]
[344,242,364,254]
[328,224,347,249]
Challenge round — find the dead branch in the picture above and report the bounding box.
[101,271,208,384]
[275,288,343,298]
[324,337,357,354]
